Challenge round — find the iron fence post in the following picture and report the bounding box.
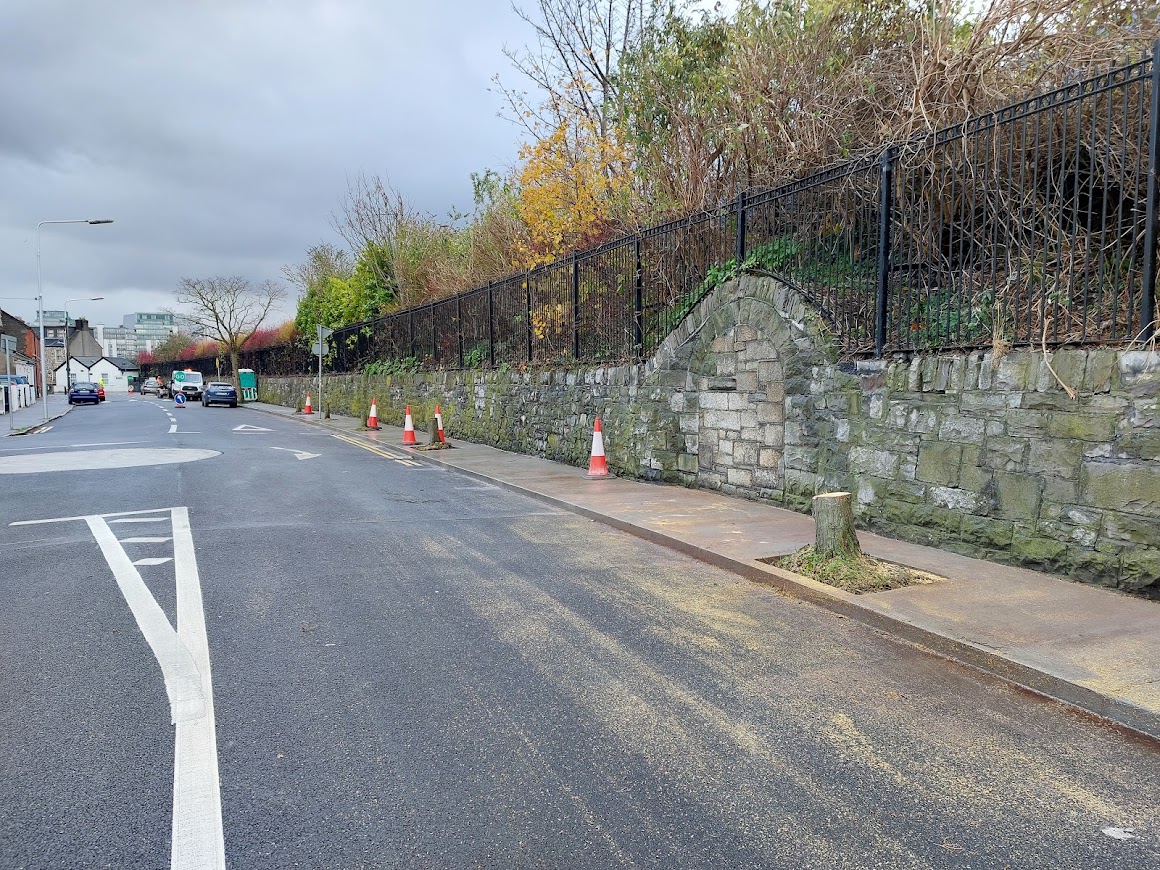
[572,255,581,361]
[634,236,644,357]
[525,275,533,363]
[456,293,464,369]
[430,304,436,364]
[408,309,414,359]
[735,189,747,265]
[875,147,896,357]
[1142,39,1160,342]
[487,282,495,368]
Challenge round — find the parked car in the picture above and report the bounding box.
[202,382,238,408]
[140,377,161,396]
[68,382,101,405]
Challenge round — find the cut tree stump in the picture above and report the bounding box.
[812,492,861,558]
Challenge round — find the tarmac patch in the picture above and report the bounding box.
[0,448,220,474]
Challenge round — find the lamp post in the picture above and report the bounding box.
[61,296,105,392]
[36,218,114,419]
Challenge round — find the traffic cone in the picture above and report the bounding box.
[366,397,380,430]
[585,417,612,478]
[435,404,446,443]
[303,392,313,415]
[402,405,417,444]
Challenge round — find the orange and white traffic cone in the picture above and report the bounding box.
[585,417,612,478]
[367,397,380,430]
[402,405,417,444]
[435,404,446,443]
[303,392,313,415]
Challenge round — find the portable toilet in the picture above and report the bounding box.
[238,368,257,403]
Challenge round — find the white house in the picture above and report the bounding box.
[55,355,140,394]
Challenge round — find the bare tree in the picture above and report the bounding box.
[497,0,661,141]
[175,276,284,378]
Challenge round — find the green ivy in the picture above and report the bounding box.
[364,356,420,376]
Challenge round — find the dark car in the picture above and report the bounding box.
[202,382,238,408]
[68,382,102,405]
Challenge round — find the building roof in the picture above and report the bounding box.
[59,355,140,372]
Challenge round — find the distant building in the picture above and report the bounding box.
[0,307,43,392]
[56,355,139,393]
[95,324,138,359]
[123,312,181,354]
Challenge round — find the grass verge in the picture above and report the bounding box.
[768,546,944,595]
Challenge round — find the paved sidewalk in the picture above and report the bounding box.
[252,401,1160,740]
[1,393,70,436]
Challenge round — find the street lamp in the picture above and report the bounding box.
[36,218,114,419]
[61,296,105,390]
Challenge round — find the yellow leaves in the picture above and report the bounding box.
[531,302,567,340]
[513,113,633,270]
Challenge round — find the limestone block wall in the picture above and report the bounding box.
[260,275,1159,596]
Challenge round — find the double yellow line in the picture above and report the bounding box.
[329,432,422,466]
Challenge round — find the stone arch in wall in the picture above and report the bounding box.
[650,274,834,502]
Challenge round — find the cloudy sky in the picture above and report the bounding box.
[0,0,536,330]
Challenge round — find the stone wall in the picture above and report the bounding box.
[261,275,1160,597]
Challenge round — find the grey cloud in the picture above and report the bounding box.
[0,0,531,327]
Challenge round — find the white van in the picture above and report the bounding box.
[168,370,205,401]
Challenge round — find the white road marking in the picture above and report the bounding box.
[1102,827,1136,840]
[170,507,226,870]
[0,441,149,453]
[13,507,184,526]
[133,557,174,566]
[0,448,219,475]
[84,515,206,723]
[233,424,272,432]
[71,441,149,447]
[120,536,173,543]
[15,507,226,870]
[269,446,320,460]
[169,424,178,434]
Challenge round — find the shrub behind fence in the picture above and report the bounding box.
[159,45,1160,380]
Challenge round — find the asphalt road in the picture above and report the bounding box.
[1,395,1158,869]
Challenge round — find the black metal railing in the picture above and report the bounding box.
[159,43,1159,380]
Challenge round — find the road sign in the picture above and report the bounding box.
[0,334,16,352]
[173,371,187,382]
[174,393,187,407]
[318,326,334,339]
[311,341,330,356]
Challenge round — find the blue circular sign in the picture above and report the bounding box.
[174,392,187,407]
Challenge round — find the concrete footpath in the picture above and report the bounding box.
[1,393,70,436]
[251,401,1160,741]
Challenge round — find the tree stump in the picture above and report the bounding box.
[812,492,861,558]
